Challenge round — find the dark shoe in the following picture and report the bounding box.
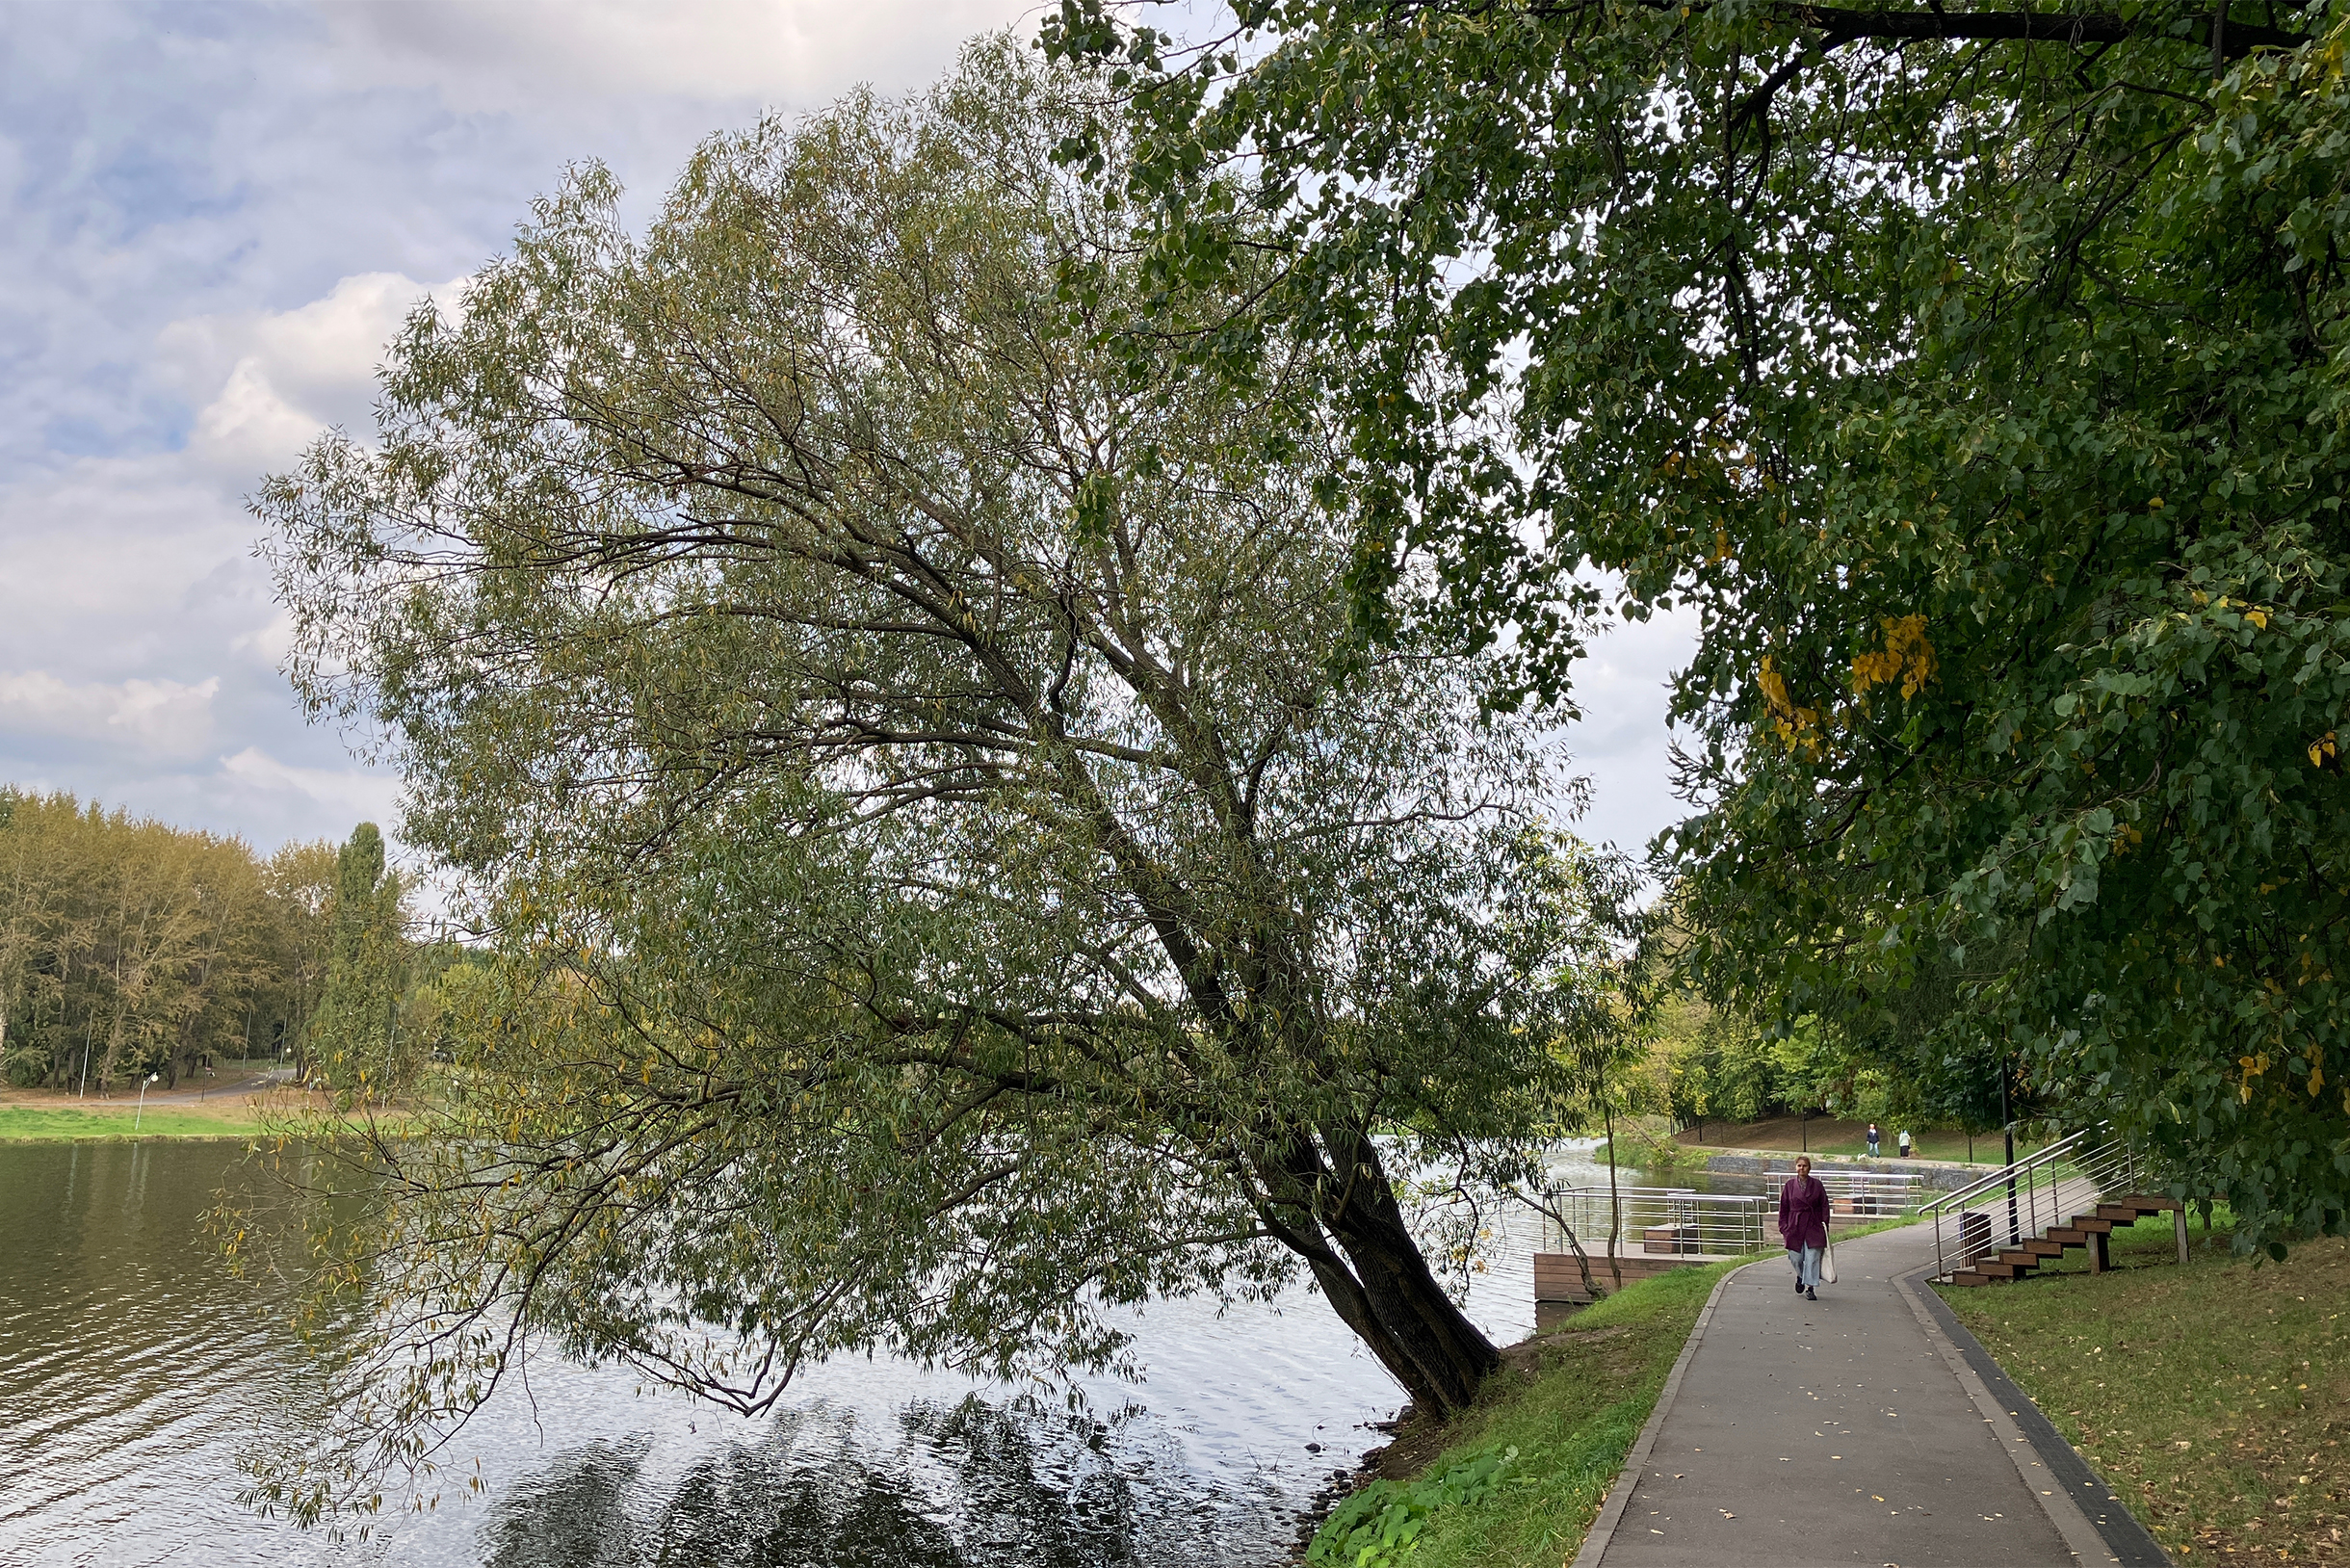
[1806,1288,1818,1300]
[1795,1280,1804,1294]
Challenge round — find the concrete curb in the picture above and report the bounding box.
[1893,1264,2172,1566]
[1566,1259,1750,1568]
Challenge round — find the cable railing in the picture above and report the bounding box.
[1813,1169,1924,1216]
[1920,1129,2148,1280]
[1537,1168,1929,1260]
[1538,1186,1771,1258]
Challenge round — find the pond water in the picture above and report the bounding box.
[0,1139,1682,1567]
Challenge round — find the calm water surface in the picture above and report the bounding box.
[0,1140,1666,1567]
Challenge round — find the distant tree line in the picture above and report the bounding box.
[0,792,422,1095]
[1651,936,2044,1141]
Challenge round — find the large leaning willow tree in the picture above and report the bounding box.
[250,42,1632,1514]
[1049,0,2350,1244]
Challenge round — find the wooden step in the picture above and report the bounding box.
[1948,1270,1996,1286]
[2108,1193,2180,1213]
[2069,1215,2116,1234]
[2021,1239,2068,1258]
[2044,1227,2094,1245]
[1973,1260,2029,1280]
[2096,1203,2158,1223]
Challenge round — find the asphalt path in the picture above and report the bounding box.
[112,1068,292,1105]
[1580,1222,2114,1566]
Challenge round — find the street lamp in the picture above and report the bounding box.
[134,1072,159,1134]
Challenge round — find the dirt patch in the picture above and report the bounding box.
[1497,1324,1627,1377]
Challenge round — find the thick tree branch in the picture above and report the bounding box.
[1778,4,2305,54]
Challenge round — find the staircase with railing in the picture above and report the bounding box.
[1922,1129,2181,1285]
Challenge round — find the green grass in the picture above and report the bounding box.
[1939,1214,2348,1562]
[1314,1258,1740,1568]
[0,1103,262,1140]
[1672,1113,2057,1166]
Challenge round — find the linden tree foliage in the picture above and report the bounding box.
[1047,1,2350,1243]
[246,40,1638,1518]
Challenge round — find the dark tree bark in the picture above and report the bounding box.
[1255,1124,1501,1419]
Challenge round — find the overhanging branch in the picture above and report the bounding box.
[1777,4,2305,54]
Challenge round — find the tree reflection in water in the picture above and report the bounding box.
[480,1394,1266,1567]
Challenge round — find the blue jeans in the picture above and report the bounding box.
[1789,1244,1822,1290]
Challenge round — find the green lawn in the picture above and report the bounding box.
[0,1103,261,1140]
[1669,1113,2056,1165]
[1309,1258,1738,1568]
[1940,1214,2348,1562]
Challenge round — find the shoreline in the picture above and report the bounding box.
[1285,1263,1736,1566]
[0,1131,267,1144]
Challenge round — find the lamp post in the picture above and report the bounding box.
[134,1072,159,1134]
[2000,1055,2020,1245]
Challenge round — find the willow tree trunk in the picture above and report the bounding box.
[1262,1124,1501,1419]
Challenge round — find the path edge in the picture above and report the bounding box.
[1566,1259,1749,1568]
[1893,1263,2172,1566]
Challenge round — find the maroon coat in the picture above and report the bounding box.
[1778,1174,1830,1250]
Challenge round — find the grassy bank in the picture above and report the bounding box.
[1670,1112,2054,1165]
[1307,1259,1738,1567]
[0,1103,264,1140]
[0,1072,290,1140]
[1940,1213,2347,1562]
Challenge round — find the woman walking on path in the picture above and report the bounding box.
[1780,1155,1830,1301]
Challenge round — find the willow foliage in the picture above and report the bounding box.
[248,41,1636,1518]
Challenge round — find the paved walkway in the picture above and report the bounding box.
[1581,1223,2101,1566]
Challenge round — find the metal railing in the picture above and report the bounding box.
[1921,1129,2147,1279]
[1538,1172,1925,1260]
[1813,1169,1924,1216]
[1539,1185,1770,1256]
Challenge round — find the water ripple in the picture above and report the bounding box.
[0,1141,1603,1567]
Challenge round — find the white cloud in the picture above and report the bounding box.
[1553,601,1702,861]
[218,745,404,827]
[156,271,468,477]
[0,0,1191,870]
[0,670,220,759]
[326,0,1042,109]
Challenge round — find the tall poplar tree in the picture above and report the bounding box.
[305,823,407,1095]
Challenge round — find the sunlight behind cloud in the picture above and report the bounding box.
[326,0,1042,108]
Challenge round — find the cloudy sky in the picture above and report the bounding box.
[0,0,1697,868]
